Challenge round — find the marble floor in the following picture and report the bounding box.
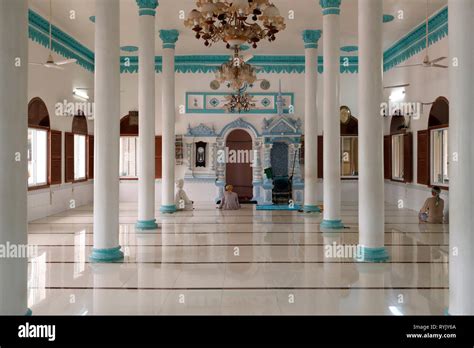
[27,202,449,315]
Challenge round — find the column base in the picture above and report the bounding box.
[90,246,124,263]
[320,219,344,229]
[136,219,159,230]
[160,204,177,214]
[303,205,321,213]
[444,308,450,316]
[355,246,389,263]
[25,308,32,316]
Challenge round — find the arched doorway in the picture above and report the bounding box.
[226,129,253,202]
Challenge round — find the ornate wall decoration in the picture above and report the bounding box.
[186,92,294,114]
[186,123,217,137]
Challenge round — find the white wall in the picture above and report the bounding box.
[28,35,449,213]
[27,41,95,221]
[382,37,449,217]
[118,65,360,204]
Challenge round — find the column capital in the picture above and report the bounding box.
[159,29,180,49]
[136,0,159,16]
[302,30,322,49]
[319,0,341,15]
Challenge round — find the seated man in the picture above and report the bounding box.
[419,186,444,224]
[218,184,241,210]
[174,179,193,211]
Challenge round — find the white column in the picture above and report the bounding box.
[91,0,123,262]
[159,30,179,214]
[136,0,159,230]
[0,0,29,315]
[356,0,388,262]
[251,138,263,204]
[448,0,474,315]
[302,30,322,213]
[320,0,343,229]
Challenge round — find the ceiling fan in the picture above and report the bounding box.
[395,0,447,69]
[29,0,76,70]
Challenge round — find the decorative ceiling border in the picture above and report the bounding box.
[28,9,95,72]
[120,55,359,74]
[383,6,448,71]
[27,6,448,75]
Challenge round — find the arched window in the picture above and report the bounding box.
[317,106,359,179]
[120,112,139,179]
[429,97,449,187]
[118,111,162,179]
[28,98,50,188]
[340,115,358,178]
[384,111,413,183]
[65,112,89,182]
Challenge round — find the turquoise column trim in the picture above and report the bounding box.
[160,204,177,214]
[319,0,341,15]
[25,308,33,316]
[303,205,321,213]
[443,308,450,316]
[139,9,155,16]
[302,30,322,49]
[90,246,124,262]
[136,0,158,16]
[136,219,159,230]
[320,219,344,229]
[355,246,389,262]
[159,29,179,49]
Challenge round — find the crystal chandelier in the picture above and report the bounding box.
[215,47,258,90]
[184,0,286,48]
[224,92,256,113]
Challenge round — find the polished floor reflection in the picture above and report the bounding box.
[28,203,449,315]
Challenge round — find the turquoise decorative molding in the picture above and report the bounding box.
[136,0,159,16]
[262,116,302,136]
[319,0,341,15]
[256,204,302,211]
[302,30,322,49]
[341,45,358,52]
[121,45,139,52]
[25,308,33,316]
[159,29,179,49]
[136,219,159,230]
[219,118,260,137]
[303,205,321,213]
[27,5,448,75]
[384,6,448,71]
[160,204,177,214]
[28,9,94,72]
[186,92,295,114]
[383,14,395,23]
[320,219,345,229]
[263,136,300,144]
[355,246,390,262]
[89,16,95,23]
[120,55,359,74]
[90,246,124,262]
[186,123,217,137]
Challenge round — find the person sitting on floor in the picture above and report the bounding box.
[419,186,444,224]
[218,184,241,210]
[174,179,194,211]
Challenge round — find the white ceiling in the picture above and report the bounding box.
[28,0,447,56]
